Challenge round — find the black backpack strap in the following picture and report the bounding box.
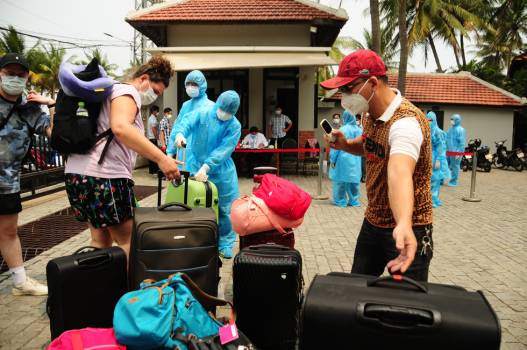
[0,96,22,131]
[96,129,114,165]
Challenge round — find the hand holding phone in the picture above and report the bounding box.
[320,119,336,142]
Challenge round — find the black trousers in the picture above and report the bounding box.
[351,219,433,281]
[148,139,159,174]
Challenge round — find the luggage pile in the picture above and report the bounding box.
[44,166,501,350]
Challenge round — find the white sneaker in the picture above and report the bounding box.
[12,276,48,296]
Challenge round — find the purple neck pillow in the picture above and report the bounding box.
[58,60,114,102]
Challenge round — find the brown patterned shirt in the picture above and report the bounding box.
[362,96,433,228]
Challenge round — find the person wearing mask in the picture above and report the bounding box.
[267,106,292,148]
[331,113,342,129]
[356,114,366,183]
[329,111,362,207]
[158,107,172,153]
[241,126,269,177]
[321,49,433,281]
[0,53,56,295]
[146,105,159,174]
[64,56,181,259]
[167,70,214,165]
[171,91,241,259]
[446,113,465,187]
[427,111,450,207]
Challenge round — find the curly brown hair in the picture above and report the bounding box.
[132,55,174,87]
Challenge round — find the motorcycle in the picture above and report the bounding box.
[461,138,492,172]
[492,140,523,172]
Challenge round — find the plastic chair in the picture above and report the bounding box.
[303,138,319,175]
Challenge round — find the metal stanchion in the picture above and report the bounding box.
[462,151,481,202]
[312,145,329,200]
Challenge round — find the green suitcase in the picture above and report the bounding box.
[158,147,219,220]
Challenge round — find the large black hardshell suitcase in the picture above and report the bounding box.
[46,246,127,339]
[129,202,219,297]
[300,273,501,350]
[233,244,303,350]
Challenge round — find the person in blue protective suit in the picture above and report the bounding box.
[329,111,362,207]
[446,113,466,186]
[167,70,215,165]
[428,112,450,207]
[171,90,241,259]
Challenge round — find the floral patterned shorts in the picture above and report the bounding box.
[65,174,137,229]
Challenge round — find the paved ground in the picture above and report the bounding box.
[0,168,526,349]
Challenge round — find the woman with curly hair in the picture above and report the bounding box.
[64,56,180,258]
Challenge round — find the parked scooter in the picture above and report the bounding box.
[492,140,523,172]
[461,138,492,172]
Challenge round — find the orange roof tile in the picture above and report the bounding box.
[128,0,346,22]
[328,73,523,107]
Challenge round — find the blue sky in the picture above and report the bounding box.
[1,0,471,75]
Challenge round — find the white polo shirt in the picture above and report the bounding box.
[374,89,423,161]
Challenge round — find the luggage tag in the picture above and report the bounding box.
[219,322,239,345]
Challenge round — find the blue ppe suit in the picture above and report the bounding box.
[446,113,465,186]
[172,91,241,256]
[329,111,362,207]
[428,112,450,207]
[167,70,215,166]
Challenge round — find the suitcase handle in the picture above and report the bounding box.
[367,275,428,293]
[246,243,292,251]
[358,303,439,330]
[73,246,99,255]
[76,251,113,268]
[158,202,192,211]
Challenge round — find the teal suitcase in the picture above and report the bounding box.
[157,147,219,220]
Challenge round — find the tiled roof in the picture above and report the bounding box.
[128,0,347,22]
[328,72,523,107]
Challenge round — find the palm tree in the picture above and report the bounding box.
[79,47,119,77]
[37,44,69,99]
[349,26,399,69]
[0,26,47,88]
[477,0,526,70]
[398,0,409,93]
[370,0,382,54]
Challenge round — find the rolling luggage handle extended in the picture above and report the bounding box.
[157,143,190,207]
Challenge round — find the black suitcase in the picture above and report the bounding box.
[233,244,303,350]
[129,201,219,297]
[46,246,127,339]
[300,273,501,350]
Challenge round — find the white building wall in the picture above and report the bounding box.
[248,68,263,130]
[419,104,515,151]
[298,66,316,131]
[167,24,311,47]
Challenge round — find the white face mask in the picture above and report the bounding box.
[0,75,27,96]
[139,81,158,106]
[186,85,199,98]
[333,118,340,124]
[451,120,455,126]
[216,108,232,121]
[341,79,374,116]
[275,110,282,115]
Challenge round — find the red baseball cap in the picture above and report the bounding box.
[320,49,387,89]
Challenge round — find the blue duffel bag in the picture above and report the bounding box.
[114,273,230,350]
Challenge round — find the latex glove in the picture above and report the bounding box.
[175,133,187,148]
[195,164,209,182]
[434,160,441,170]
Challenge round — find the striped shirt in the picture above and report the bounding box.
[158,116,171,146]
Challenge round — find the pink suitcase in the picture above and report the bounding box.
[231,195,303,236]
